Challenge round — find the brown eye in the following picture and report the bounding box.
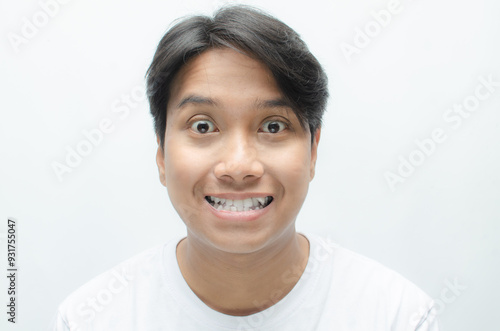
[262,121,286,133]
[191,120,216,134]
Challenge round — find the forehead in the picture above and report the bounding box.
[167,48,286,113]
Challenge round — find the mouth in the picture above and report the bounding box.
[205,196,274,212]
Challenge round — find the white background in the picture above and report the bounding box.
[1,0,499,330]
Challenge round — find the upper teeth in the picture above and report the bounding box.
[207,196,271,212]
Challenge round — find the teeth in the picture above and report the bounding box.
[242,198,252,211]
[206,196,272,212]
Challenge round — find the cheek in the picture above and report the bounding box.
[266,142,311,176]
[163,139,206,226]
[164,137,211,178]
[164,139,199,195]
[264,143,312,199]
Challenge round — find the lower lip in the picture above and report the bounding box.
[204,199,272,222]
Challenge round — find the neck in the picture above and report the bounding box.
[176,230,310,316]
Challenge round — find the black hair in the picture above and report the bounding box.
[146,5,328,147]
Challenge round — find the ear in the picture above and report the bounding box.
[156,135,167,187]
[309,127,321,180]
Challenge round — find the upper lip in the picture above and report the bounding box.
[204,193,273,200]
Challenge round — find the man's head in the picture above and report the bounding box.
[147,6,328,254]
[146,5,328,149]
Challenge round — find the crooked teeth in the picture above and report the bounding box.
[243,198,252,209]
[234,199,243,210]
[206,196,272,212]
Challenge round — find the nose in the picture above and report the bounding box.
[213,135,264,184]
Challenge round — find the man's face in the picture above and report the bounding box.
[156,48,320,254]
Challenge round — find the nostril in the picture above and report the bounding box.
[213,158,264,182]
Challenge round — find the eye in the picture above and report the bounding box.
[261,120,287,134]
[190,120,217,134]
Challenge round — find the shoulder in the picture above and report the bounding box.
[305,232,428,294]
[54,238,179,329]
[303,233,438,330]
[63,242,164,299]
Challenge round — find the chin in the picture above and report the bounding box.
[199,226,291,255]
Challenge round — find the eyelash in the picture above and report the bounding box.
[259,120,288,133]
[187,117,290,134]
[190,120,218,134]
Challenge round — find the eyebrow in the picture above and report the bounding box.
[255,98,292,111]
[176,95,218,109]
[176,94,293,111]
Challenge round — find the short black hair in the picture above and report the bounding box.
[146,5,328,148]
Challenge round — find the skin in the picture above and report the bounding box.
[156,48,321,316]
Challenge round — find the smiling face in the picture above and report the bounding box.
[156,48,320,254]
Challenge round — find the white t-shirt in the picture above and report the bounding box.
[51,233,439,330]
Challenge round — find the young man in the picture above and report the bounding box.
[52,6,439,330]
